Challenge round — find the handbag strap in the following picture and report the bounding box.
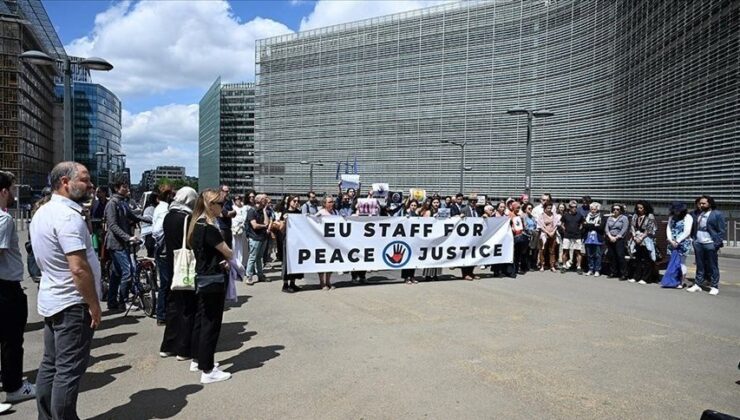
[181,215,188,249]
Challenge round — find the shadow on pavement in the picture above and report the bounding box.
[216,322,257,352]
[97,315,141,331]
[223,294,251,312]
[91,332,137,350]
[88,352,124,368]
[80,365,131,393]
[221,345,285,374]
[24,320,44,333]
[88,384,203,420]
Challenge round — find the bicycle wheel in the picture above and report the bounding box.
[143,268,157,318]
[139,289,155,318]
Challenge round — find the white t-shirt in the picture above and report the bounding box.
[0,208,24,281]
[30,194,102,317]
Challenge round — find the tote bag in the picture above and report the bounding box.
[171,217,196,291]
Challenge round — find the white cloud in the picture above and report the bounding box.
[121,104,199,183]
[299,0,456,32]
[66,0,293,96]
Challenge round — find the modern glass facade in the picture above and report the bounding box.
[0,0,65,191]
[55,82,122,187]
[255,0,739,207]
[199,77,256,192]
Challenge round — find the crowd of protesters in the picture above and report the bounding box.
[0,160,730,416]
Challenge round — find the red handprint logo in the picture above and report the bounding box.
[387,244,406,264]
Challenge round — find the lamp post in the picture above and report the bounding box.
[95,150,126,187]
[506,108,554,196]
[299,160,324,193]
[19,50,113,162]
[440,140,470,194]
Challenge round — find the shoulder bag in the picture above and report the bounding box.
[171,217,196,291]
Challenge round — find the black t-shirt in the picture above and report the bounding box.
[192,219,225,275]
[246,207,267,241]
[280,208,301,222]
[162,210,190,271]
[562,212,585,239]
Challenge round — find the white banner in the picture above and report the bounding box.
[286,215,513,274]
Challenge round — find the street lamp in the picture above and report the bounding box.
[19,50,113,161]
[440,140,468,194]
[506,108,554,196]
[299,160,324,193]
[95,150,126,187]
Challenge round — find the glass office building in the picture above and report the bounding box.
[199,77,256,192]
[55,82,122,187]
[0,0,66,191]
[255,0,739,208]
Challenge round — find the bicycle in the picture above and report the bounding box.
[122,239,158,318]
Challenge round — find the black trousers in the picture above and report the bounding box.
[461,266,475,277]
[37,304,94,420]
[351,271,367,280]
[160,290,198,357]
[514,236,530,273]
[0,280,28,393]
[606,238,627,277]
[631,245,655,282]
[192,282,226,372]
[401,269,415,279]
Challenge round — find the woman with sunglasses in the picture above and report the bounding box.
[279,195,303,293]
[401,199,420,284]
[627,200,657,284]
[421,197,442,281]
[605,204,629,279]
[317,196,339,290]
[187,189,239,384]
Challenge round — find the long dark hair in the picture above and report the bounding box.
[669,202,687,220]
[634,200,653,216]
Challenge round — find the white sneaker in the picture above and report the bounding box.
[200,367,231,384]
[190,361,220,372]
[5,380,36,403]
[594,272,600,277]
[585,271,593,276]
[709,287,719,296]
[159,352,173,358]
[627,279,636,283]
[686,284,702,293]
[0,403,11,414]
[637,280,647,285]
[176,355,191,361]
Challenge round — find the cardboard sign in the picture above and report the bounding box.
[410,188,426,203]
[356,198,380,216]
[340,174,360,190]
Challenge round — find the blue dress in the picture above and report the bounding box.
[668,218,692,255]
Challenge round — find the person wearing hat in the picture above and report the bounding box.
[686,195,725,295]
[666,202,693,288]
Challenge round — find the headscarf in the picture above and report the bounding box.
[169,187,197,213]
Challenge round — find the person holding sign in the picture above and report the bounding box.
[279,196,303,293]
[317,196,339,290]
[421,197,443,281]
[460,195,480,280]
[401,200,420,284]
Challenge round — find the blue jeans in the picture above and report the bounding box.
[109,249,133,307]
[585,244,602,272]
[155,254,172,321]
[693,242,720,288]
[247,238,266,279]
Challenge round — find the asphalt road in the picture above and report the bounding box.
[5,228,740,419]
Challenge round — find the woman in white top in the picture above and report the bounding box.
[666,202,693,287]
[230,195,249,267]
[316,196,338,290]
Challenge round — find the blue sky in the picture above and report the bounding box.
[42,0,451,182]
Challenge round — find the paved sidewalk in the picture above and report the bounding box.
[6,229,740,419]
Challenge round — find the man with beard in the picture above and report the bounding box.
[30,162,101,420]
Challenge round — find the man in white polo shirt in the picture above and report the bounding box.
[30,162,101,420]
[0,171,36,406]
